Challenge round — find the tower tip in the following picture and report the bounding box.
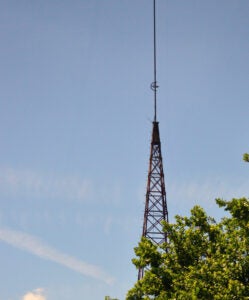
[152,0,158,122]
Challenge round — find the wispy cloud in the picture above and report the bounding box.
[0,167,92,202]
[0,227,114,285]
[169,177,249,203]
[22,288,46,300]
[167,176,249,218]
[0,166,121,205]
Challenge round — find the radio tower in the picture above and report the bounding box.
[138,0,168,280]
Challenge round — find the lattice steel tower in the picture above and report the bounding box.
[138,0,168,280]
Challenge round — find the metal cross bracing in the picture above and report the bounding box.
[138,121,168,280]
[143,121,168,244]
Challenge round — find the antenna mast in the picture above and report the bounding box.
[151,0,159,121]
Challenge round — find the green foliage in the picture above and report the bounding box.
[243,153,249,162]
[126,198,249,300]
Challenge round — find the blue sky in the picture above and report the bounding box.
[0,0,249,299]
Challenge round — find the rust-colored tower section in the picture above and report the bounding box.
[138,0,168,280]
[138,121,168,280]
[143,121,168,244]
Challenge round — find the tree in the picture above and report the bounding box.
[243,153,249,162]
[126,198,249,299]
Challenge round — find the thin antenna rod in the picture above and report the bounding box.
[151,0,158,122]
